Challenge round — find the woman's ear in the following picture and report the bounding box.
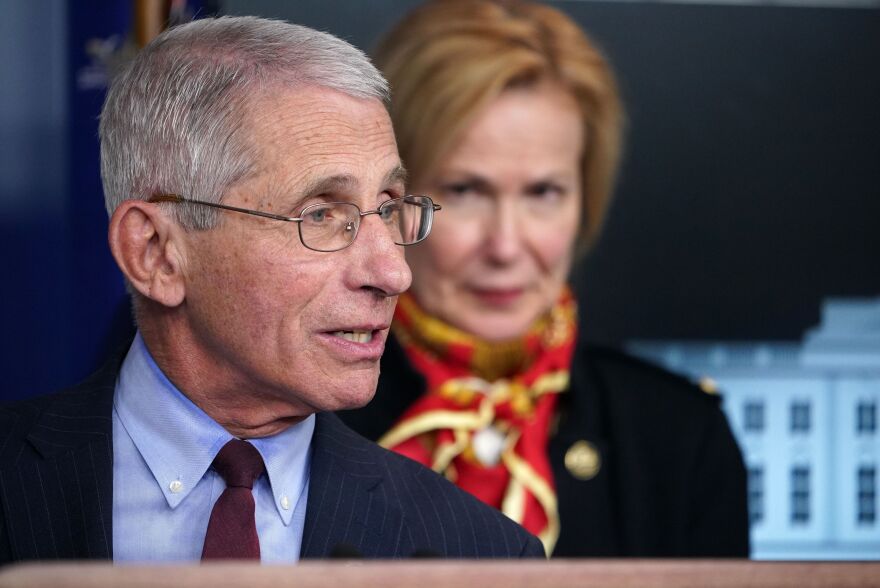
[108,200,186,308]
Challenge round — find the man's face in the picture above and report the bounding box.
[180,87,411,422]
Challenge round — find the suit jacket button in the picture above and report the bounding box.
[564,440,600,480]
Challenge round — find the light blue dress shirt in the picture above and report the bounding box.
[112,333,313,563]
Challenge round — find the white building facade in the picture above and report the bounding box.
[629,298,880,559]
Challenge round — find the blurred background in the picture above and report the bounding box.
[1,0,877,559]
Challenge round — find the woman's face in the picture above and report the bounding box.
[407,83,583,341]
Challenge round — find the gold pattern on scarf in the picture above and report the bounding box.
[393,293,576,381]
[388,291,576,556]
[542,302,576,349]
[438,373,570,419]
[501,430,560,555]
[384,373,567,555]
[379,371,569,459]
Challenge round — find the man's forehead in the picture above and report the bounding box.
[248,85,391,141]
[242,87,399,184]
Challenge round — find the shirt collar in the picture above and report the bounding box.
[249,420,313,525]
[114,332,314,526]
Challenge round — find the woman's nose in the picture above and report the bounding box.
[484,198,525,264]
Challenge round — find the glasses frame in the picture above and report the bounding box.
[148,193,441,252]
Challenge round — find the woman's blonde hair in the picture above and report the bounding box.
[375,0,625,252]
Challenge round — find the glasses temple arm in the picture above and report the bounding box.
[148,193,300,223]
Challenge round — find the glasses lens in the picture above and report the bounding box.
[298,202,360,252]
[387,195,434,245]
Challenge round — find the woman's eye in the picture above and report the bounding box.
[526,182,565,201]
[441,182,477,198]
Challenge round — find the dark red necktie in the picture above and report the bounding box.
[201,439,266,560]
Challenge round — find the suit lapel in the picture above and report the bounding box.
[0,360,118,560]
[300,412,407,559]
[2,361,407,561]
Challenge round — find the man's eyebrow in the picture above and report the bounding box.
[384,164,408,190]
[296,174,361,202]
[293,165,408,204]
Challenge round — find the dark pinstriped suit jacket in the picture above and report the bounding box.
[0,355,544,563]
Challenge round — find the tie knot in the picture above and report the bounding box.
[212,439,265,489]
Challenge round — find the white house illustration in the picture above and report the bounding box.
[629,297,880,559]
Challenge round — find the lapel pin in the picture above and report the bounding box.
[564,440,600,480]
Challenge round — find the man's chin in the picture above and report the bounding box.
[314,375,379,412]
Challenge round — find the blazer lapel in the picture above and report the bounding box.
[0,360,118,560]
[300,412,406,559]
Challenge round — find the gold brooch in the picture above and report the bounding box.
[564,440,600,480]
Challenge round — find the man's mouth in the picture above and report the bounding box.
[330,330,374,344]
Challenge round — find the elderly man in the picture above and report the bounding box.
[0,16,543,562]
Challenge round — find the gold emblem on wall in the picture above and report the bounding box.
[564,440,601,480]
[698,376,719,395]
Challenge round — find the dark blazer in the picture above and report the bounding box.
[339,335,750,557]
[0,354,544,563]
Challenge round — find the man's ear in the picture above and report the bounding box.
[108,200,186,308]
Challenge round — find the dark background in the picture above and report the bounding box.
[226,0,880,343]
[1,1,878,400]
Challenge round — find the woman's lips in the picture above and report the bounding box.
[469,287,525,306]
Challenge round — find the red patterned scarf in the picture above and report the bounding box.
[379,289,577,555]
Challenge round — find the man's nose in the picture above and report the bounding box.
[345,213,412,296]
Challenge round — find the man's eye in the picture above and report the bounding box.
[379,203,399,221]
[305,207,332,223]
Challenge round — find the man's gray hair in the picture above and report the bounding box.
[100,16,389,228]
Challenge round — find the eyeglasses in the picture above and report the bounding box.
[148,193,441,252]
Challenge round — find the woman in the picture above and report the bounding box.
[339,0,748,557]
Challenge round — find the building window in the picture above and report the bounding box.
[857,401,877,434]
[790,401,811,434]
[744,401,764,433]
[747,466,764,525]
[858,465,876,525]
[791,466,810,524]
